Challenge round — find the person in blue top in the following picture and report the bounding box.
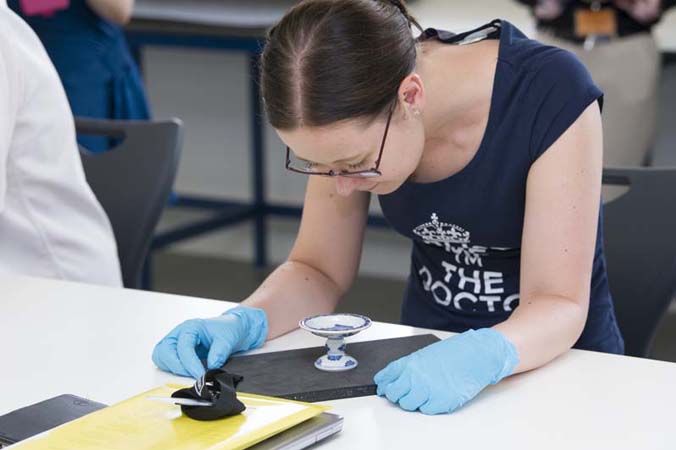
[152,0,623,415]
[8,0,149,151]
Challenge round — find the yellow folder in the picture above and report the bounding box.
[12,384,329,450]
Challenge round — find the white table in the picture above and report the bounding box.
[1,274,675,449]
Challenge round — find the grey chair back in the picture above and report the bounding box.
[603,167,676,357]
[75,118,183,289]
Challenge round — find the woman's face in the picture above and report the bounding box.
[277,107,425,197]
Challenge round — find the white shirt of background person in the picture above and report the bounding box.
[0,2,122,287]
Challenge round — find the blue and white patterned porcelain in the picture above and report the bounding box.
[299,313,372,372]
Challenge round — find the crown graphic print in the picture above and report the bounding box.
[412,213,519,314]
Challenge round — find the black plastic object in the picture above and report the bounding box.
[602,167,676,357]
[75,118,183,289]
[223,334,440,402]
[0,394,106,446]
[172,369,246,421]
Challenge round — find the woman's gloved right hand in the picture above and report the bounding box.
[152,305,268,379]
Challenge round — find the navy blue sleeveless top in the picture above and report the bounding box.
[8,0,150,151]
[378,20,624,354]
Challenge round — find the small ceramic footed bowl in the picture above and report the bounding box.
[299,313,372,372]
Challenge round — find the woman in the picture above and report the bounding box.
[9,0,149,151]
[152,0,623,415]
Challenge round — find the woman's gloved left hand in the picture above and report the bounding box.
[373,328,519,415]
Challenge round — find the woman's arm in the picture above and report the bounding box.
[151,174,370,378]
[85,0,134,25]
[494,101,603,373]
[241,176,371,339]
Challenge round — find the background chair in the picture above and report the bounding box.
[75,118,183,289]
[602,167,676,357]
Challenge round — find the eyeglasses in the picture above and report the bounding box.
[285,102,395,178]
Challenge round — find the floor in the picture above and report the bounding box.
[151,251,676,363]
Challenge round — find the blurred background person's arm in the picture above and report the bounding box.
[614,0,676,24]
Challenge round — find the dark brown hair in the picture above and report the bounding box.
[261,0,422,130]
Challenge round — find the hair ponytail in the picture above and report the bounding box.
[383,0,423,32]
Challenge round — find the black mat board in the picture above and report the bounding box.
[223,334,440,402]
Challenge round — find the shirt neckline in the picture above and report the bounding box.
[393,19,506,191]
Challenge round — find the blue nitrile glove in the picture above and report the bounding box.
[152,305,268,379]
[374,328,519,415]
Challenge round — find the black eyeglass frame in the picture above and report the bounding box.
[285,101,396,178]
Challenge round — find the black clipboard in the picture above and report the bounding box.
[224,334,440,402]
